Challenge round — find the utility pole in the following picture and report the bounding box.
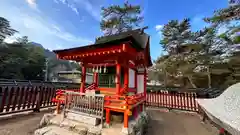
[45,58,49,82]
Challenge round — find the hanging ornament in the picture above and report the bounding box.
[92,67,95,73]
[99,66,102,73]
[96,66,99,73]
[104,64,107,73]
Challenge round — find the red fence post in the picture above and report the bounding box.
[35,86,43,112]
[6,87,14,112]
[27,87,33,109]
[11,87,19,112]
[17,87,24,111]
[193,93,197,111]
[0,87,8,113]
[31,87,37,109]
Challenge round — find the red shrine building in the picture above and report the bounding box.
[53,28,152,129]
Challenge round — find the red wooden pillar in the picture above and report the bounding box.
[124,67,129,90]
[124,110,129,128]
[106,108,111,125]
[80,64,86,93]
[116,63,121,95]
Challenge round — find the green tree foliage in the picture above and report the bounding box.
[204,4,240,26]
[0,36,46,80]
[151,3,240,89]
[0,17,18,43]
[100,1,143,35]
[160,19,192,54]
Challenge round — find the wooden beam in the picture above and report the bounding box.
[58,45,125,60]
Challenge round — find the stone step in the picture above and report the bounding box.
[37,119,102,135]
[48,114,102,135]
[35,125,81,135]
[99,90,115,95]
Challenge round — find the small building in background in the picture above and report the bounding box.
[53,70,93,84]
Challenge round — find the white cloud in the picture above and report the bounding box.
[155,25,163,31]
[77,0,101,21]
[26,0,37,9]
[54,0,101,21]
[4,33,21,43]
[0,1,92,50]
[155,24,163,36]
[54,0,79,15]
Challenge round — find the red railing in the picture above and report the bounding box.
[146,91,198,112]
[104,93,145,110]
[119,84,128,95]
[0,85,57,115]
[85,83,97,91]
[52,89,79,104]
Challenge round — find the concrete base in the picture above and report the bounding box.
[104,123,110,128]
[66,112,100,126]
[121,127,129,134]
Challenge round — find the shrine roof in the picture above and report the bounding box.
[53,28,152,67]
[53,28,149,53]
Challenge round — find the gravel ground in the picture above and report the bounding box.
[0,112,45,135]
[147,109,219,135]
[0,109,219,135]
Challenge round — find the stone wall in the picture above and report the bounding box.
[130,111,151,135]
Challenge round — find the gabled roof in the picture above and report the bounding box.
[53,28,152,67]
[53,28,149,53]
[95,27,149,50]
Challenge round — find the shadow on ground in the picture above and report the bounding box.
[0,112,46,135]
[146,108,219,135]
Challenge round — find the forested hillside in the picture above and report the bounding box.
[0,18,80,81]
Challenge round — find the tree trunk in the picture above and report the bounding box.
[187,75,197,88]
[207,66,212,88]
[164,69,167,87]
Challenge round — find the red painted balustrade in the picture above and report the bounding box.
[146,91,198,112]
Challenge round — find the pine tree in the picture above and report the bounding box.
[0,17,18,43]
[100,1,143,35]
[204,3,240,26]
[160,19,192,54]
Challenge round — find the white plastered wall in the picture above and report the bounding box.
[86,74,93,84]
[137,75,144,93]
[129,68,135,88]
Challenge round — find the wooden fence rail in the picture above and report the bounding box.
[0,80,82,116]
[146,91,199,112]
[0,85,57,115]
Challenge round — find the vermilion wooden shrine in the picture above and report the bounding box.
[52,28,152,129]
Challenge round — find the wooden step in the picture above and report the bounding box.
[99,90,116,95]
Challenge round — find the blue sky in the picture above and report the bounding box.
[0,0,229,60]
